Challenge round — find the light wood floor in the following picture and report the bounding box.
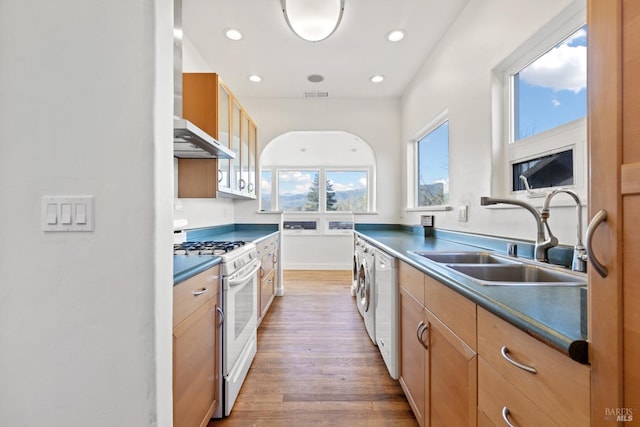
[208,270,418,427]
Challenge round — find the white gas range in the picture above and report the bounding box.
[173,237,260,418]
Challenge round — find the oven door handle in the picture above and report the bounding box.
[228,262,262,287]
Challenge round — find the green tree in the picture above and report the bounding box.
[326,179,337,211]
[304,175,320,211]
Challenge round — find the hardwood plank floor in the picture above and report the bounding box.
[208,270,418,427]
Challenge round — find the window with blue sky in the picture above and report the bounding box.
[417,121,449,206]
[514,25,587,141]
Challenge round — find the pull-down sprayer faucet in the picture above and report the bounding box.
[541,189,587,272]
[480,196,558,262]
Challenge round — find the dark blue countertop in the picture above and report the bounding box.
[356,226,588,364]
[173,224,279,286]
[173,255,222,286]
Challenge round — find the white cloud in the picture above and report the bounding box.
[552,99,561,107]
[433,178,449,194]
[279,171,313,183]
[519,41,586,93]
[358,177,367,187]
[261,178,271,191]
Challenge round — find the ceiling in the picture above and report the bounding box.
[182,0,469,100]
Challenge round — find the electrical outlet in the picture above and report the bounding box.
[458,205,468,222]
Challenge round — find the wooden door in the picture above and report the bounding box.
[399,287,426,426]
[588,0,640,421]
[426,309,477,427]
[173,298,218,427]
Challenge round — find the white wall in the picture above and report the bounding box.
[401,0,585,245]
[0,1,174,426]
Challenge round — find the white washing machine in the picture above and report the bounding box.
[352,235,364,297]
[357,241,376,345]
[374,249,399,379]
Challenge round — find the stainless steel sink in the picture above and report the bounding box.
[410,251,519,264]
[408,250,587,286]
[446,264,587,286]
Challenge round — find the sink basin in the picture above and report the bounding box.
[410,251,519,264]
[447,264,587,286]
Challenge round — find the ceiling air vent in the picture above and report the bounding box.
[304,90,329,98]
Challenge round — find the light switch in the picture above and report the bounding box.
[76,203,87,224]
[46,203,58,225]
[42,196,94,232]
[61,203,72,224]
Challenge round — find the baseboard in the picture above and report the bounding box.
[282,263,351,270]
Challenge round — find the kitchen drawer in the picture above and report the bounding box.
[424,274,476,349]
[174,265,220,328]
[399,261,424,306]
[477,307,590,427]
[478,357,557,427]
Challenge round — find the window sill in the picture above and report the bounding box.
[406,205,452,212]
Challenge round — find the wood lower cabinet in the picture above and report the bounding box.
[398,261,477,427]
[400,286,426,426]
[477,307,590,427]
[257,233,280,325]
[173,265,221,427]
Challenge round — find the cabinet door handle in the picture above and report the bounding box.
[416,321,428,349]
[239,179,246,190]
[501,407,516,427]
[585,209,608,278]
[216,306,224,327]
[218,169,223,182]
[259,266,265,278]
[192,287,208,296]
[248,182,254,192]
[500,346,537,374]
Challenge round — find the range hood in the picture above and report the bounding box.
[174,118,235,159]
[173,0,234,160]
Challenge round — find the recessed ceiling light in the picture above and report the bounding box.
[370,75,384,83]
[386,30,405,42]
[224,28,243,41]
[248,75,262,83]
[308,74,324,83]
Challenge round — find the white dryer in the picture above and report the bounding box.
[374,249,399,379]
[357,241,376,345]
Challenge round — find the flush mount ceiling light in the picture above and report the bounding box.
[281,0,345,42]
[370,75,384,83]
[248,75,262,82]
[224,28,243,41]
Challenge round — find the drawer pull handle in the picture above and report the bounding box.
[501,406,516,427]
[501,346,537,374]
[416,321,428,349]
[192,288,208,296]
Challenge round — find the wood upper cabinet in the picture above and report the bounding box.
[178,73,256,199]
[398,261,477,427]
[173,265,221,427]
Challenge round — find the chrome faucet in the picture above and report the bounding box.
[541,189,587,272]
[480,196,558,262]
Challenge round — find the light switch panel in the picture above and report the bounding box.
[42,196,94,232]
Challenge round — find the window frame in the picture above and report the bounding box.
[410,108,451,211]
[493,0,587,202]
[262,166,374,213]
